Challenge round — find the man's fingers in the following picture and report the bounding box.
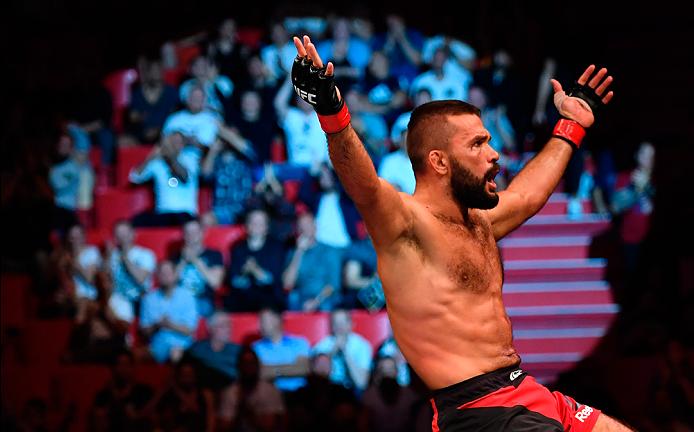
[602,91,614,105]
[293,36,307,57]
[306,43,324,68]
[588,68,608,88]
[550,79,563,93]
[325,62,334,76]
[595,76,613,96]
[577,65,596,85]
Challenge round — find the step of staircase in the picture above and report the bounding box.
[508,215,610,238]
[503,259,606,283]
[538,194,592,216]
[503,281,612,307]
[500,236,592,260]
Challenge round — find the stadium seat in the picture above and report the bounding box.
[198,186,213,215]
[23,319,73,365]
[102,68,138,133]
[203,225,245,266]
[134,228,183,261]
[230,313,261,345]
[351,310,390,350]
[237,27,264,49]
[1,273,32,329]
[94,187,153,230]
[284,312,330,345]
[116,145,154,187]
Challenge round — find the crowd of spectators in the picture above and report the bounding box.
[3,10,686,432]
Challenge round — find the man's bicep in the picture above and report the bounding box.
[487,190,532,240]
[357,178,412,248]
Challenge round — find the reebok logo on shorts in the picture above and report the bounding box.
[509,370,523,381]
[574,405,594,422]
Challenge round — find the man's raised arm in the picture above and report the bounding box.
[291,36,411,248]
[487,65,614,240]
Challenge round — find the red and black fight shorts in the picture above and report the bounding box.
[430,363,601,431]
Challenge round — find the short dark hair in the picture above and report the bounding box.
[407,100,481,174]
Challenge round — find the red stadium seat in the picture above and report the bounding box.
[230,313,261,345]
[134,228,183,261]
[116,145,154,187]
[102,68,138,133]
[270,137,286,163]
[198,186,213,215]
[284,180,300,203]
[284,312,330,346]
[351,310,391,350]
[94,187,153,230]
[1,273,32,329]
[23,319,73,365]
[86,228,109,248]
[237,27,264,49]
[203,225,245,266]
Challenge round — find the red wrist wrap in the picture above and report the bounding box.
[552,118,586,149]
[318,103,351,134]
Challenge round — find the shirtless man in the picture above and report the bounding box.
[291,35,631,431]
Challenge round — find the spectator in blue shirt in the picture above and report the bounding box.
[129,132,201,227]
[252,308,311,392]
[312,309,372,392]
[139,260,199,363]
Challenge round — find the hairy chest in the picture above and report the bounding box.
[415,213,504,294]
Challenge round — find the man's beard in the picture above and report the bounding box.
[450,158,500,210]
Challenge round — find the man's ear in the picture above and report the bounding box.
[428,150,448,176]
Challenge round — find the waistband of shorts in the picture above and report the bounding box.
[431,362,525,412]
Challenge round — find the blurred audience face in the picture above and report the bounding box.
[183,220,204,247]
[247,55,265,80]
[637,142,655,171]
[468,86,488,110]
[493,50,512,68]
[143,61,163,86]
[219,18,237,41]
[297,212,317,240]
[114,221,135,249]
[368,52,389,79]
[187,87,206,113]
[259,308,282,339]
[246,210,269,240]
[331,310,352,337]
[311,353,332,378]
[158,261,178,289]
[191,56,210,81]
[376,356,398,379]
[241,91,262,119]
[66,224,86,250]
[270,22,288,46]
[432,47,447,71]
[56,133,73,158]
[414,89,432,107]
[163,132,185,155]
[333,18,351,41]
[209,312,231,344]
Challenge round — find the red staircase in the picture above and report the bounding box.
[500,193,617,384]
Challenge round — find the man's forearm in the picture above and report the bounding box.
[506,138,574,211]
[327,126,381,207]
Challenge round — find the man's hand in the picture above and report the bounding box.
[551,65,614,128]
[292,35,350,133]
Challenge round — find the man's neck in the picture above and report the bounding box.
[414,182,470,223]
[268,332,282,344]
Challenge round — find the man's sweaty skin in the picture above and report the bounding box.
[293,35,613,390]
